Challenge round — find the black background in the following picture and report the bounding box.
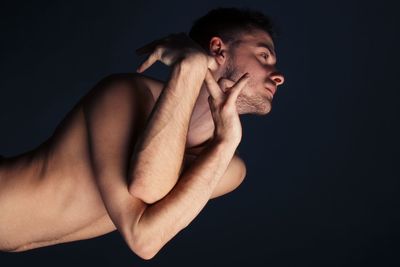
[0,0,399,266]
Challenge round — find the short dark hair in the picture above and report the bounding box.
[188,7,276,53]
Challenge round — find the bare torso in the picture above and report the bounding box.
[0,73,204,252]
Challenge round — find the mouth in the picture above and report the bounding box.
[265,86,276,98]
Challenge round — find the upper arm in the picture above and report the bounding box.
[82,74,151,256]
[181,150,247,199]
[210,151,246,199]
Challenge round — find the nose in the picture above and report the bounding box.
[270,71,285,86]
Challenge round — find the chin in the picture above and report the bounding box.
[255,100,272,115]
[258,106,272,115]
[237,104,271,115]
[263,103,272,114]
[236,94,272,115]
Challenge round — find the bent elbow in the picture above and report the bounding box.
[129,236,160,260]
[128,183,159,205]
[130,242,158,261]
[126,221,160,260]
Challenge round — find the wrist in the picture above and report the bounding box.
[180,53,208,71]
[210,137,240,151]
[206,55,218,72]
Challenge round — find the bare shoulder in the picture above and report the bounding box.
[81,73,165,119]
[94,72,165,102]
[130,73,165,102]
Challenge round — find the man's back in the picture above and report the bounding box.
[0,73,162,251]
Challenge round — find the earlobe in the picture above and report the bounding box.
[207,52,225,71]
[215,51,226,66]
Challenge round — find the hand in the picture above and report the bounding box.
[135,32,209,73]
[203,69,250,145]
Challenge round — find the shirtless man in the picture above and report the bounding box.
[0,8,284,259]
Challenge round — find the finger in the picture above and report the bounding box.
[135,39,162,55]
[226,73,249,106]
[204,69,224,100]
[136,52,159,73]
[217,78,235,91]
[135,32,175,55]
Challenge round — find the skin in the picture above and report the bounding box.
[0,28,284,253]
[186,28,284,149]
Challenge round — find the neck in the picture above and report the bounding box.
[185,65,230,151]
[185,84,215,150]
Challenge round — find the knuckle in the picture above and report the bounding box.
[154,48,163,58]
[147,53,155,61]
[219,79,232,89]
[154,44,162,51]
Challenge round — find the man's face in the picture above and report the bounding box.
[221,29,285,115]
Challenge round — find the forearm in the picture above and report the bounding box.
[128,56,208,204]
[132,139,238,259]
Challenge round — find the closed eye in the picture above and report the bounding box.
[260,52,268,60]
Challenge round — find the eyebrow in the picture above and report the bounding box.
[256,42,275,56]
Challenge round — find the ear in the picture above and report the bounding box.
[208,37,228,66]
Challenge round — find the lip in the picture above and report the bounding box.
[265,86,276,97]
